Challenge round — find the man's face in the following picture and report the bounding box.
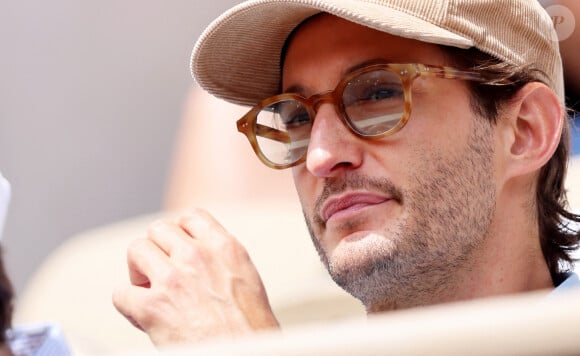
[283,15,498,310]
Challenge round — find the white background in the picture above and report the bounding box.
[0,0,241,293]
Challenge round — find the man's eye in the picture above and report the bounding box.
[282,111,310,128]
[360,85,403,101]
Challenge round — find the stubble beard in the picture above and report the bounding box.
[303,119,496,311]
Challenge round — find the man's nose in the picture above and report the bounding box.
[305,103,363,177]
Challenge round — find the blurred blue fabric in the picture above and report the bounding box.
[571,114,579,156]
[6,322,71,356]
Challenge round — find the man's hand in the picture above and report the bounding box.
[112,208,280,346]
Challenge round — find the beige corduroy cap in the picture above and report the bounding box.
[191,0,564,107]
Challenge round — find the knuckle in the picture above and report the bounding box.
[157,265,181,288]
[216,236,236,253]
[180,242,206,264]
[216,237,249,262]
[111,288,124,309]
[137,296,166,328]
[187,207,210,217]
[179,208,206,225]
[157,262,198,290]
[126,238,147,262]
[147,219,168,236]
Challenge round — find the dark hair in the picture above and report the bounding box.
[0,249,13,342]
[443,46,580,284]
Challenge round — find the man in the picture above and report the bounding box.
[113,0,580,346]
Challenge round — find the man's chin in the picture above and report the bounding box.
[325,231,396,273]
[329,230,394,253]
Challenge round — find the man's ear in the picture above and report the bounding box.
[499,82,564,179]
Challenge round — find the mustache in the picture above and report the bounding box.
[313,174,403,226]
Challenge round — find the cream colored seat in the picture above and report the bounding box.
[149,288,580,356]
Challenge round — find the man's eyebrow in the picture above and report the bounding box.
[282,58,391,94]
[345,58,390,73]
[283,84,305,94]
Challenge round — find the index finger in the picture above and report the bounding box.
[147,219,199,256]
[177,208,233,243]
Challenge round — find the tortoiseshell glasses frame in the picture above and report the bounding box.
[237,63,486,170]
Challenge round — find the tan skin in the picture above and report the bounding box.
[113,14,563,346]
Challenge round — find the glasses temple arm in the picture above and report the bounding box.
[419,65,486,82]
[255,124,292,144]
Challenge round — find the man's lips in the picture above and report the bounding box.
[320,192,392,223]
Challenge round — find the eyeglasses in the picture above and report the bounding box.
[237,63,486,169]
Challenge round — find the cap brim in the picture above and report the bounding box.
[191,0,473,107]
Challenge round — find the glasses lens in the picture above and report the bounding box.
[342,69,405,136]
[256,99,312,166]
